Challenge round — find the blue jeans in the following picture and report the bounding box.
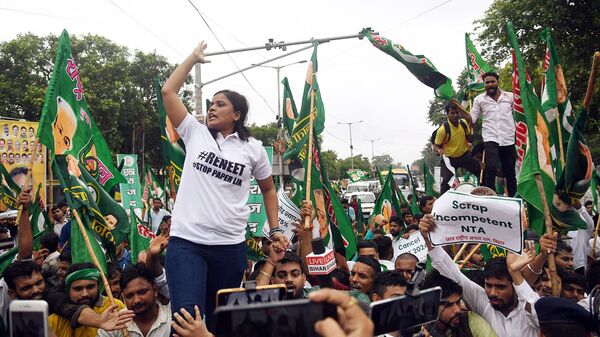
[165,236,246,331]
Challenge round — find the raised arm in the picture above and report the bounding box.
[450,98,473,125]
[16,188,32,260]
[161,41,210,128]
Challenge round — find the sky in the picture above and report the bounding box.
[0,0,494,166]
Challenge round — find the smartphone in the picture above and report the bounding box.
[215,298,337,337]
[9,300,49,337]
[216,284,286,307]
[370,286,441,335]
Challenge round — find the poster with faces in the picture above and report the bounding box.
[0,120,46,209]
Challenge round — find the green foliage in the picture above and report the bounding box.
[320,150,340,180]
[371,154,394,170]
[0,33,192,170]
[248,122,278,147]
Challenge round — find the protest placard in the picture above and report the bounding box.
[430,191,523,254]
[262,188,301,240]
[393,231,428,261]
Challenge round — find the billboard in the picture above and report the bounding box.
[0,120,46,209]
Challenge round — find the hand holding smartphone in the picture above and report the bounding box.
[9,300,49,337]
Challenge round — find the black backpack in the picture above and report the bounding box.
[430,119,473,146]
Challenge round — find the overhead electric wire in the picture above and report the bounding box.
[106,0,184,57]
[186,0,277,116]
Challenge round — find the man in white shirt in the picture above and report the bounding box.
[51,204,68,236]
[470,71,517,196]
[143,197,170,234]
[420,214,539,337]
[567,204,594,274]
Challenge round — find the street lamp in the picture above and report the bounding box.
[337,120,363,169]
[252,60,307,187]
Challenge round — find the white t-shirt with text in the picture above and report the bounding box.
[171,114,272,245]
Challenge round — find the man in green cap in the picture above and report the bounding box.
[48,263,127,337]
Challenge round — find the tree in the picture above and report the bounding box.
[371,154,394,170]
[0,33,192,170]
[320,149,340,181]
[248,122,278,147]
[338,155,371,180]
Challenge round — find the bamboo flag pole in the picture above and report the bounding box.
[453,243,469,263]
[479,151,486,183]
[71,209,130,337]
[535,174,560,296]
[458,243,482,270]
[555,107,566,167]
[15,138,41,224]
[583,52,600,110]
[303,89,316,230]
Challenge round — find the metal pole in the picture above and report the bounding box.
[195,64,204,123]
[338,121,363,170]
[203,44,314,86]
[204,32,368,57]
[276,67,283,188]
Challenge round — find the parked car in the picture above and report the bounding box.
[345,191,376,217]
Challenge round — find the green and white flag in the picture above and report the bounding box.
[362,28,455,100]
[508,22,585,234]
[283,46,326,162]
[347,169,370,182]
[540,28,575,168]
[117,154,143,211]
[465,33,494,91]
[128,207,154,264]
[155,79,186,197]
[30,183,52,238]
[281,77,299,141]
[423,161,437,197]
[0,163,20,210]
[370,168,402,226]
[38,30,125,193]
[246,146,273,237]
[53,155,112,273]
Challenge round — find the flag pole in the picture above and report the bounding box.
[583,52,600,110]
[453,243,469,263]
[535,174,560,296]
[71,209,130,337]
[458,243,481,269]
[303,89,316,230]
[15,138,40,224]
[555,107,566,167]
[479,151,485,183]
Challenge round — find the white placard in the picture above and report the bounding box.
[262,188,300,240]
[393,231,428,261]
[430,191,523,254]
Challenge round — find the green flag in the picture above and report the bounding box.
[128,208,154,264]
[362,28,455,100]
[347,169,370,182]
[155,79,186,197]
[465,33,494,92]
[540,28,575,154]
[37,30,125,193]
[479,244,507,262]
[423,161,437,197]
[356,199,365,236]
[283,46,326,162]
[592,170,600,214]
[508,22,585,235]
[281,77,299,141]
[303,134,357,259]
[554,109,593,207]
[370,168,402,226]
[0,163,20,210]
[53,155,115,271]
[30,183,53,238]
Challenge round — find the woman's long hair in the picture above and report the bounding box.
[209,90,251,142]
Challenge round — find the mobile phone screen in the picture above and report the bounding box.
[370,286,441,335]
[215,299,337,337]
[217,287,285,307]
[10,311,46,337]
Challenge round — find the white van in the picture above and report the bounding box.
[345,191,376,216]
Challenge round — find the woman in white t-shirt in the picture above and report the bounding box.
[161,41,288,330]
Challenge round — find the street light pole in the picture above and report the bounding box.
[338,120,363,169]
[253,60,307,187]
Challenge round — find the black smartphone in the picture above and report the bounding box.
[370,286,441,335]
[215,299,337,337]
[216,284,287,307]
